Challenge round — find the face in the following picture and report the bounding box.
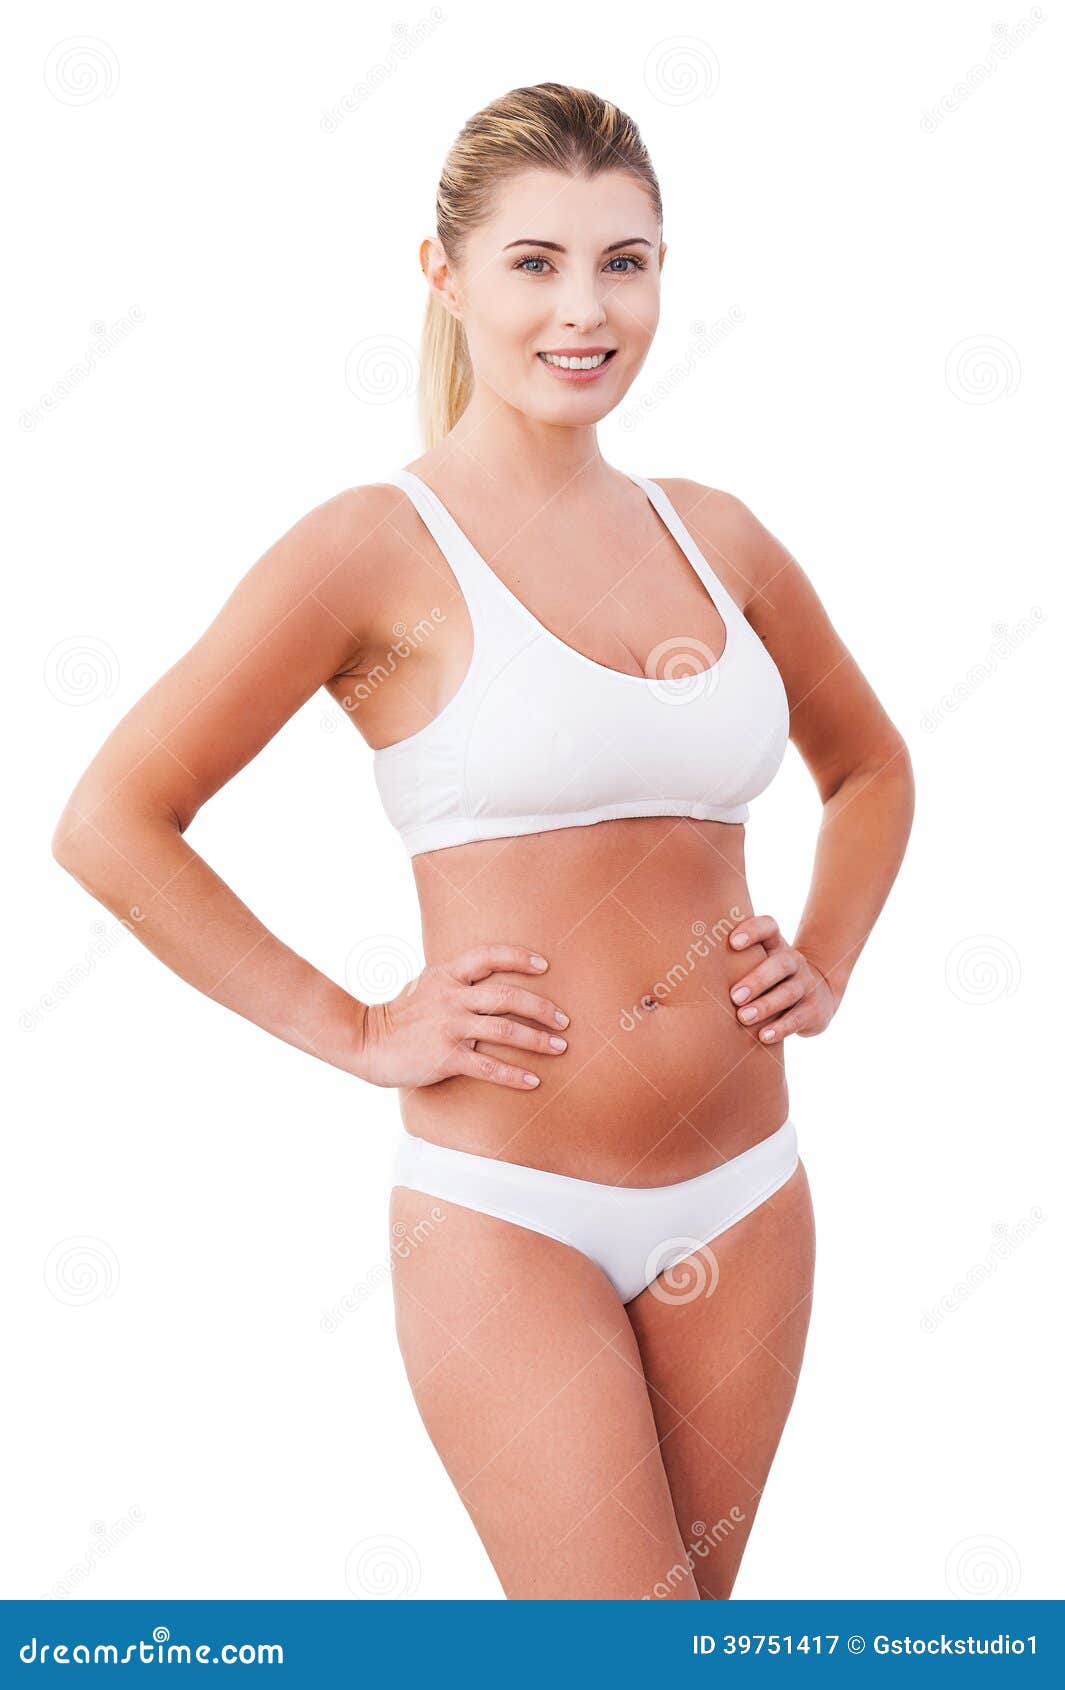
[422,168,665,425]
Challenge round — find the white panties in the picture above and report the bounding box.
[391,1117,800,1305]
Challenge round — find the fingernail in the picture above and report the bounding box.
[761,1027,777,1041]
[530,954,548,970]
[549,1036,567,1051]
[731,986,750,1004]
[523,1071,540,1086]
[732,932,749,948]
[554,1011,569,1027]
[740,1006,758,1022]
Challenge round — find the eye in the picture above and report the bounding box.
[511,252,649,276]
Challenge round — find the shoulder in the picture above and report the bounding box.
[247,481,408,588]
[325,477,443,562]
[651,475,743,521]
[652,476,766,544]
[299,479,411,555]
[651,477,793,608]
[304,478,471,677]
[223,481,433,683]
[280,479,429,602]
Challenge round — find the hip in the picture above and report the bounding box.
[391,1113,801,1305]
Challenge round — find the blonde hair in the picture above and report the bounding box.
[418,82,663,451]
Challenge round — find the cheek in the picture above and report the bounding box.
[465,302,541,376]
[612,281,659,340]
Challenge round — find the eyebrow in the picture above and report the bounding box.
[502,236,653,253]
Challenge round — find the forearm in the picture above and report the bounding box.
[52,806,370,1076]
[792,745,915,1009]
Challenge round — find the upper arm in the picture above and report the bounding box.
[54,483,395,851]
[681,482,910,802]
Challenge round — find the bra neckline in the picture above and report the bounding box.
[391,466,736,691]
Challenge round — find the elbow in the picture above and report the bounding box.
[51,804,87,872]
[827,732,915,812]
[889,738,916,843]
[865,733,916,829]
[890,731,916,803]
[866,727,913,785]
[52,792,185,884]
[904,736,916,791]
[51,794,122,881]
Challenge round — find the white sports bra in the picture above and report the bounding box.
[372,468,790,858]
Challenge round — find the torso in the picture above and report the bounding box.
[326,462,789,1185]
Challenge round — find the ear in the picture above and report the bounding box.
[421,236,462,320]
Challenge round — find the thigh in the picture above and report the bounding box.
[389,1183,700,1600]
[626,1159,816,1599]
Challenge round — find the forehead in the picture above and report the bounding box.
[476,167,658,246]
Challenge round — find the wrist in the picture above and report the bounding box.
[796,942,846,1011]
[814,961,844,1011]
[346,998,398,1087]
[347,998,385,1084]
[293,979,375,1078]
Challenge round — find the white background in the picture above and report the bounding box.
[5,0,1061,1601]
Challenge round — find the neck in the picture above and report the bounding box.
[427,384,615,501]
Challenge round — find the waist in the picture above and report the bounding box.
[398,1025,788,1184]
[404,816,788,1181]
[393,1114,799,1206]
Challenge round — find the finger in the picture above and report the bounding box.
[448,944,549,985]
[729,948,799,1005]
[728,914,780,954]
[460,1015,567,1057]
[463,981,570,1030]
[734,976,806,1028]
[754,1002,814,1043]
[452,1046,543,1090]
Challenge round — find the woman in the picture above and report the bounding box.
[52,83,914,1600]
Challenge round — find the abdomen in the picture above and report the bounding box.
[403,816,789,1184]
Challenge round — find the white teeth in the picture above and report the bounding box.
[540,351,610,369]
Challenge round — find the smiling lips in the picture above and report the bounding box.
[537,348,617,379]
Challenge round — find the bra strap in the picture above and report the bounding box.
[629,474,744,623]
[386,469,498,615]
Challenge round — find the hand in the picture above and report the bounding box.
[352,944,571,1091]
[727,914,838,1044]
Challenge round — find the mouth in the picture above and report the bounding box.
[537,348,617,370]
[536,348,618,382]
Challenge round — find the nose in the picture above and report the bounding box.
[558,280,608,334]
